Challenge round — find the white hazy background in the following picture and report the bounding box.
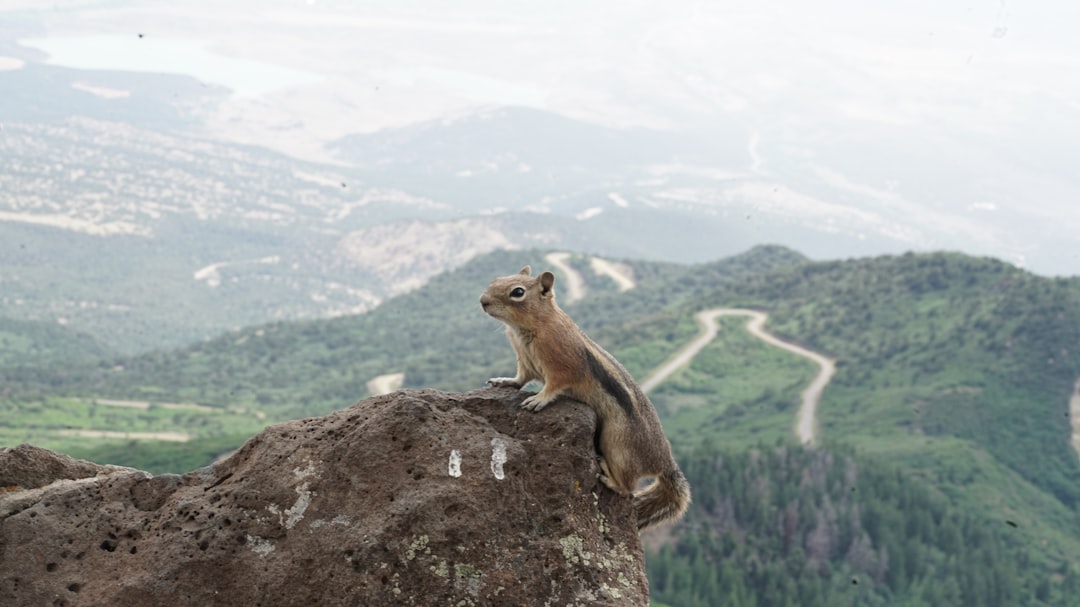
[8,0,1080,274]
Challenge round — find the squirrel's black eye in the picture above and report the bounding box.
[510,287,526,299]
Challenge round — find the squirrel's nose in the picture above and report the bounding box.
[480,294,490,308]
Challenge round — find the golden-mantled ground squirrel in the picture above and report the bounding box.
[480,266,691,530]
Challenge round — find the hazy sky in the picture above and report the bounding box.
[8,0,1080,274]
[18,0,1080,128]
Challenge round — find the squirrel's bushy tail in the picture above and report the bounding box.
[633,467,691,531]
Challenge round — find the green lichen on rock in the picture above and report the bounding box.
[431,559,450,578]
[559,534,595,566]
[407,535,431,561]
[454,563,482,579]
[601,582,623,599]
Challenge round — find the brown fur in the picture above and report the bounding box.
[480,265,691,530]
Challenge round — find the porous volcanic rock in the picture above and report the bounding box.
[0,388,648,606]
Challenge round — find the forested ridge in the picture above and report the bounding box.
[1,246,804,415]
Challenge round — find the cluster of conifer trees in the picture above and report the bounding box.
[647,445,1080,607]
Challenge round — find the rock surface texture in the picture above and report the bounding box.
[0,388,649,606]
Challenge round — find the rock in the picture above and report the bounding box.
[0,443,129,490]
[0,388,649,606]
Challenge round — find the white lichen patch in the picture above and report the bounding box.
[311,514,350,530]
[448,449,463,477]
[490,437,507,480]
[293,464,317,479]
[284,482,315,529]
[267,481,316,530]
[246,535,275,557]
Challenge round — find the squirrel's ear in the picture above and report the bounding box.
[519,266,532,276]
[539,271,556,296]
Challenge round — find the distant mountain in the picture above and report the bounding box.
[333,106,735,173]
[0,108,796,354]
[0,61,226,129]
[327,105,998,268]
[0,60,827,354]
[0,57,1070,356]
[0,91,876,354]
[329,106,745,211]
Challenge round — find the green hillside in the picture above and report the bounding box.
[721,252,1080,499]
[11,245,802,417]
[706,254,1080,531]
[0,317,111,369]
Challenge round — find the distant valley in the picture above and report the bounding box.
[0,97,1043,354]
[4,48,1075,354]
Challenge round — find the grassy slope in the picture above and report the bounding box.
[649,314,820,451]
[62,433,252,476]
[15,246,798,413]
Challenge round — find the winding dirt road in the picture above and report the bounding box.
[544,252,587,303]
[588,257,635,292]
[640,308,834,446]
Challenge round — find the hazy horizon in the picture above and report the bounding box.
[3,0,1078,275]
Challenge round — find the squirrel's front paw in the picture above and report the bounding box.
[521,392,556,412]
[487,377,522,388]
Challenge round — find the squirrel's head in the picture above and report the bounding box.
[480,265,557,325]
